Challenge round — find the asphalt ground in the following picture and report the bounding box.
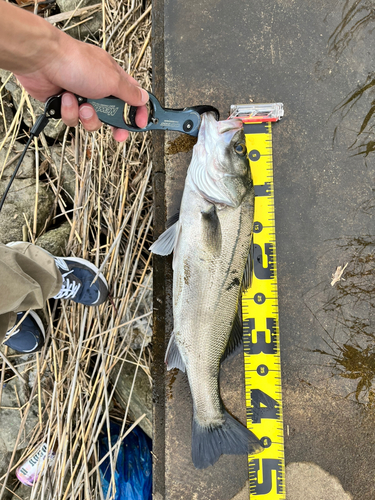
[152,1,375,498]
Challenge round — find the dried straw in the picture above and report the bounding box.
[0,0,153,498]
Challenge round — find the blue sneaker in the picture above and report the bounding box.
[5,242,108,306]
[53,257,108,306]
[4,311,45,353]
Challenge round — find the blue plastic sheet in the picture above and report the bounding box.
[98,421,152,500]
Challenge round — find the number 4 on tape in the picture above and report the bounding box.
[230,102,285,500]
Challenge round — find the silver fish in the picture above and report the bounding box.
[151,112,263,468]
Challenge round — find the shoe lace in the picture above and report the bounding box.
[54,270,81,300]
[54,257,69,272]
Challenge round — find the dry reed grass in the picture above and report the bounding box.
[0,0,153,498]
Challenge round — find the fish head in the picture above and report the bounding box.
[190,112,252,208]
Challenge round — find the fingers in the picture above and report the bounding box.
[135,105,149,128]
[78,104,102,132]
[116,69,149,107]
[61,92,148,142]
[61,92,101,132]
[110,127,129,143]
[61,92,79,127]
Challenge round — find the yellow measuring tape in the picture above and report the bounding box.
[229,102,284,499]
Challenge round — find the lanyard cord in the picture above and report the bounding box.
[0,112,50,213]
[0,135,33,212]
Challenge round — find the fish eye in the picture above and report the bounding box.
[234,143,246,156]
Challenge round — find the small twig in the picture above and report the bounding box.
[123,5,151,42]
[45,3,101,24]
[0,352,27,384]
[62,15,95,32]
[131,27,151,75]
[331,262,349,286]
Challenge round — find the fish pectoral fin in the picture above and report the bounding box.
[221,303,243,362]
[241,243,253,293]
[165,332,186,372]
[201,205,222,255]
[149,221,180,256]
[166,210,179,228]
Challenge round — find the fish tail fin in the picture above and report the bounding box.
[191,409,263,469]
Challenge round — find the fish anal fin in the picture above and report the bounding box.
[191,409,263,469]
[221,303,243,362]
[165,332,185,372]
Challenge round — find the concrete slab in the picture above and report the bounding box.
[285,463,352,500]
[152,1,375,498]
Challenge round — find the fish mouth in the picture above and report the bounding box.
[199,113,243,146]
[217,118,243,134]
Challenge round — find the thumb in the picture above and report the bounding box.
[116,70,149,106]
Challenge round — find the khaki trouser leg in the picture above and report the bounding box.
[0,243,62,343]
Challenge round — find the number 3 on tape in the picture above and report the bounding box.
[230,102,285,500]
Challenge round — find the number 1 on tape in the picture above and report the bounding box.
[230,103,285,499]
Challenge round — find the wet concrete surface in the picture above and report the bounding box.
[152,0,375,498]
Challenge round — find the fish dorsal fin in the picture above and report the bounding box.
[165,332,186,372]
[189,144,234,207]
[221,303,243,362]
[241,244,253,293]
[149,220,180,256]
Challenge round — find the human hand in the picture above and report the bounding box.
[15,30,149,142]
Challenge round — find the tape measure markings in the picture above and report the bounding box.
[242,119,285,500]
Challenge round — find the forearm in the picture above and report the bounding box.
[0,1,63,75]
[0,0,148,138]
